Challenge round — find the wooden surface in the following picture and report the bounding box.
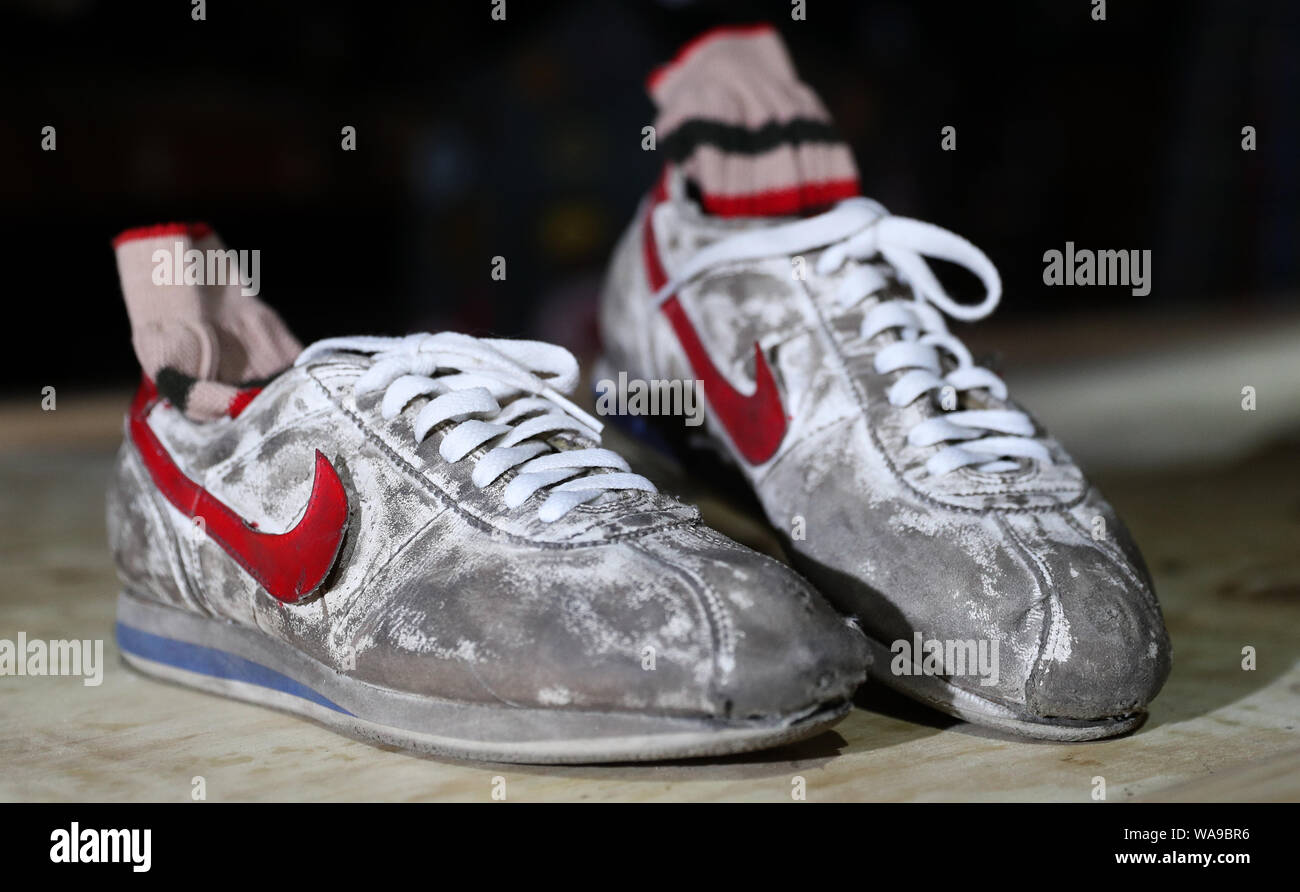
[1,389,1297,802]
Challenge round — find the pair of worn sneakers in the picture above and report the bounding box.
[109,26,1170,763]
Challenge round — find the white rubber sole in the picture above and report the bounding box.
[116,591,851,764]
[858,634,1145,742]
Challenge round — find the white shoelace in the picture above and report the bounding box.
[653,197,1051,476]
[296,332,656,521]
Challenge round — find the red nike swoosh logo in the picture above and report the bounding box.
[642,176,787,465]
[128,377,349,603]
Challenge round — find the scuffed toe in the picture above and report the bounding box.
[1025,573,1171,721]
[639,528,870,721]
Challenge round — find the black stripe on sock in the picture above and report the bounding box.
[154,367,196,412]
[661,118,846,162]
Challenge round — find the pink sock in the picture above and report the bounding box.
[649,24,860,217]
[113,223,300,420]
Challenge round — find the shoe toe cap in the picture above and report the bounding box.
[638,528,869,720]
[1024,572,1171,721]
[711,558,869,720]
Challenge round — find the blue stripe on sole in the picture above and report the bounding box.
[115,621,352,716]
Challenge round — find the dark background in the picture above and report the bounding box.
[3,0,1296,394]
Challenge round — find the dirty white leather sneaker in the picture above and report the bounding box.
[108,223,868,764]
[598,26,1170,740]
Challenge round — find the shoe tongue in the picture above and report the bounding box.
[113,223,302,420]
[649,24,860,218]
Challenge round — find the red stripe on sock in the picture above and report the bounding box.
[112,222,213,249]
[699,178,861,218]
[647,23,777,92]
[227,387,263,419]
